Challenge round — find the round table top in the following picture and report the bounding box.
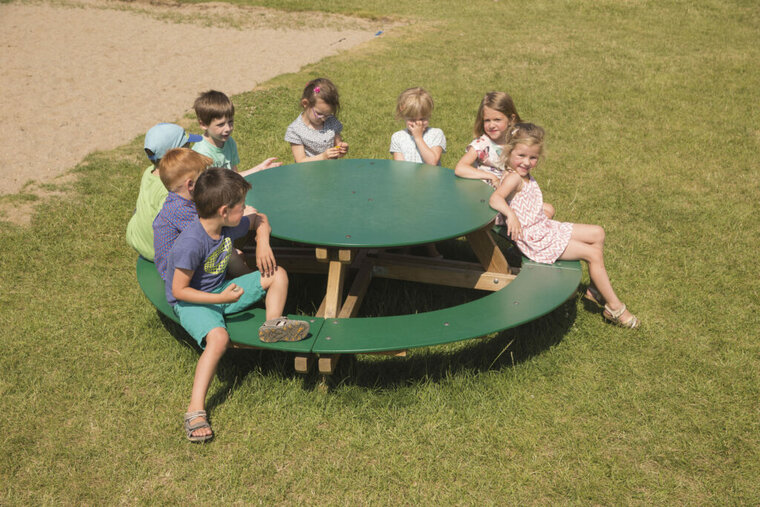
[245,159,497,248]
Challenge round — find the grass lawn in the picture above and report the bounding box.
[2,0,759,503]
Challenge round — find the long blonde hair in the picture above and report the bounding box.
[499,123,545,171]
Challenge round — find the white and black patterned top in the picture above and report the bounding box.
[284,114,343,157]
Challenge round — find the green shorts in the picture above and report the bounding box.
[173,272,265,348]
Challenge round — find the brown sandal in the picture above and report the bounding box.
[603,304,640,329]
[582,286,605,307]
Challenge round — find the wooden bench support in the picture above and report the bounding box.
[364,350,407,357]
[372,255,515,291]
[466,226,511,274]
[318,354,340,374]
[338,260,374,318]
[294,354,314,373]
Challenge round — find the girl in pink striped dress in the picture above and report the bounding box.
[489,123,640,329]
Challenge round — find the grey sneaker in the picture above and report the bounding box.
[258,317,310,343]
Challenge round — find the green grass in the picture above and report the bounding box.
[2,0,759,503]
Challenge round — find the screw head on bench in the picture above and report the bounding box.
[325,336,331,340]
[443,322,449,326]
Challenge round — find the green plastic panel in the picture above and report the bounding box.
[245,159,497,248]
[136,257,321,352]
[310,259,582,354]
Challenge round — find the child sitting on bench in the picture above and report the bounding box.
[167,168,309,442]
[489,123,640,329]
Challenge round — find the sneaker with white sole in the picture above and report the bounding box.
[258,317,310,343]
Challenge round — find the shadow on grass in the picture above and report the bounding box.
[155,312,301,412]
[315,297,578,391]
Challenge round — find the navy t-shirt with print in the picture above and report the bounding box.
[164,217,250,305]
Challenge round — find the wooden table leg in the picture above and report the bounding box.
[466,225,510,275]
[338,259,373,318]
[322,260,348,318]
[315,248,353,318]
[315,248,354,377]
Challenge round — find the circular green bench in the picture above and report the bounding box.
[136,255,581,357]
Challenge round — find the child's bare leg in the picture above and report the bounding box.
[187,327,229,439]
[260,267,289,320]
[565,223,605,298]
[543,202,555,219]
[559,229,635,323]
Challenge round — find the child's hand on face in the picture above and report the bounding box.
[243,205,258,217]
[221,283,244,303]
[406,119,428,139]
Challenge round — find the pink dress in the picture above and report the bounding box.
[506,175,573,264]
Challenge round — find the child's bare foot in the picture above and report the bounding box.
[184,410,213,442]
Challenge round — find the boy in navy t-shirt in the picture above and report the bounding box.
[166,168,309,442]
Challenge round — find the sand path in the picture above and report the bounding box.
[0,0,382,198]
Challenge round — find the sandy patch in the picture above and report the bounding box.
[0,0,385,201]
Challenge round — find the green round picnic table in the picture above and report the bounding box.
[135,159,580,376]
[245,159,497,247]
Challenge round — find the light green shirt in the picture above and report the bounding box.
[126,166,168,260]
[191,137,240,170]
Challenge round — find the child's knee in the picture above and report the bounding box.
[260,266,288,290]
[588,244,604,264]
[273,266,289,287]
[204,327,230,351]
[594,225,606,244]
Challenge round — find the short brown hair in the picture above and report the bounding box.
[395,87,434,121]
[158,148,213,192]
[193,90,235,126]
[193,168,252,219]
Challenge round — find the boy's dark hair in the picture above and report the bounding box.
[301,78,340,115]
[193,90,235,126]
[193,168,251,218]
